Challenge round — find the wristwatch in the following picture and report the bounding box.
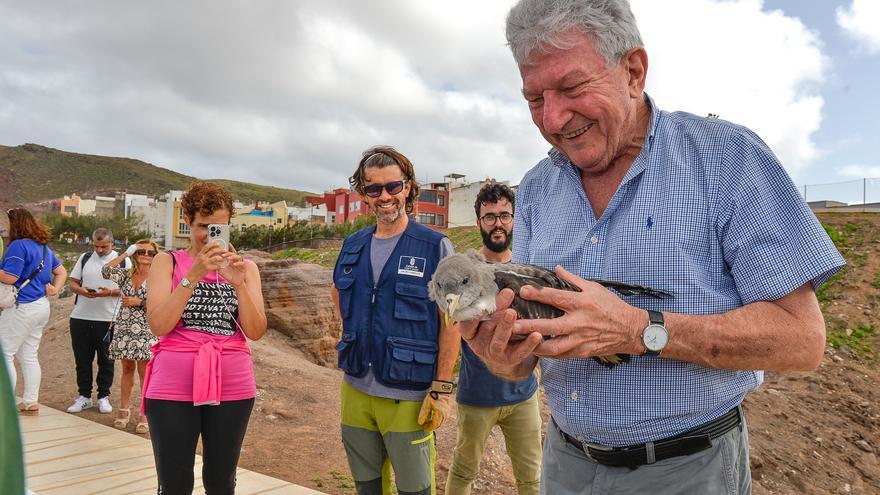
[428,380,456,400]
[180,277,194,290]
[641,310,668,356]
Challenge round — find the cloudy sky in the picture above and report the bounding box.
[1,0,877,202]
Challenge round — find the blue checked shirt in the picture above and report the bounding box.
[513,95,845,447]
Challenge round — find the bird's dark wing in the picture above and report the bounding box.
[591,279,673,299]
[492,262,672,369]
[493,263,579,320]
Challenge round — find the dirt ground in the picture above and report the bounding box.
[14,211,880,495]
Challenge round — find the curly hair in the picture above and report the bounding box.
[349,146,420,215]
[474,182,516,218]
[7,207,51,244]
[180,181,234,223]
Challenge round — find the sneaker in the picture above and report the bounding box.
[67,396,93,413]
[97,397,113,414]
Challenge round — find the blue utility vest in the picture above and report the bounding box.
[334,221,445,391]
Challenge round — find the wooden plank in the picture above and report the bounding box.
[21,403,326,495]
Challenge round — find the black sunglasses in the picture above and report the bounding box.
[135,249,158,256]
[363,180,405,198]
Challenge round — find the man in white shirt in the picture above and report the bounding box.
[66,228,128,414]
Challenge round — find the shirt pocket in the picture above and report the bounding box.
[394,282,430,321]
[384,336,437,387]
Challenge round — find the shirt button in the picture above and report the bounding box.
[571,391,578,401]
[590,236,598,245]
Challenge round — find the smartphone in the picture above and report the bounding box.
[207,224,231,267]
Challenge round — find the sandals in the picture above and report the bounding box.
[18,402,39,416]
[135,415,149,434]
[114,408,131,429]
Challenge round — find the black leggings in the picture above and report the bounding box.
[145,398,254,495]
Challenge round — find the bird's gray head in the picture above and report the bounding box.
[428,250,497,322]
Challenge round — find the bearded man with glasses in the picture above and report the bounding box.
[446,182,542,495]
[332,145,458,495]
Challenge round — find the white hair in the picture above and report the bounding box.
[506,0,644,66]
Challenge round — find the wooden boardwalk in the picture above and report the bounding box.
[20,405,325,495]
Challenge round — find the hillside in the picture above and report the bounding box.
[0,143,314,205]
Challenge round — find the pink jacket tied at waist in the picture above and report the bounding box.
[141,331,251,413]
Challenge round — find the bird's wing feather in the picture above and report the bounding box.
[492,263,672,320]
[493,264,578,320]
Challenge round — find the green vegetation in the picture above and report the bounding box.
[827,324,875,357]
[0,143,313,204]
[444,226,484,252]
[43,212,151,245]
[273,223,484,268]
[328,469,356,491]
[235,216,377,252]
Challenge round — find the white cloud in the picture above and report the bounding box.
[838,164,880,178]
[0,0,828,194]
[837,0,880,53]
[634,0,826,180]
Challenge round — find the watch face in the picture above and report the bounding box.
[643,324,669,351]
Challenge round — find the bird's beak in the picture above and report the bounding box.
[445,293,461,327]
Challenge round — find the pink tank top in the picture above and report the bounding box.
[143,250,256,402]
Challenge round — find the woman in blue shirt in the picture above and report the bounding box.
[0,208,67,415]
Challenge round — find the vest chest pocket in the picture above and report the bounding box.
[334,277,355,319]
[394,282,430,321]
[384,336,437,387]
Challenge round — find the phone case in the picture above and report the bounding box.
[207,224,230,251]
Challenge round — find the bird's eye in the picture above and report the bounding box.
[462,277,469,285]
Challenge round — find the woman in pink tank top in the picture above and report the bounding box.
[144,181,266,495]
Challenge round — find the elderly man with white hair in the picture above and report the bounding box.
[458,1,845,493]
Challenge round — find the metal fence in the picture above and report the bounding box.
[800,178,880,205]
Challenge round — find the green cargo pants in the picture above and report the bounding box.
[340,381,436,495]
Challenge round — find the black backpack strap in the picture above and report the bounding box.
[80,251,93,271]
[73,251,93,304]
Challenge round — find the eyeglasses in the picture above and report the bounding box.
[480,212,514,226]
[135,249,158,257]
[364,180,405,198]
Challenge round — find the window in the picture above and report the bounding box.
[277,218,283,224]
[241,224,248,232]
[437,214,445,226]
[418,213,436,225]
[178,223,190,235]
[419,190,437,203]
[63,206,76,213]
[438,195,445,207]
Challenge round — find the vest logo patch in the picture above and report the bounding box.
[398,256,426,277]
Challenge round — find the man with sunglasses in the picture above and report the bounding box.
[446,182,542,495]
[67,228,129,415]
[332,146,458,495]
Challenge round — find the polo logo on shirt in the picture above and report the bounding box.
[398,256,426,277]
[646,215,654,230]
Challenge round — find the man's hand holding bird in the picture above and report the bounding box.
[430,250,672,369]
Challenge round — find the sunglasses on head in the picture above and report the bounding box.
[135,249,158,256]
[363,180,405,198]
